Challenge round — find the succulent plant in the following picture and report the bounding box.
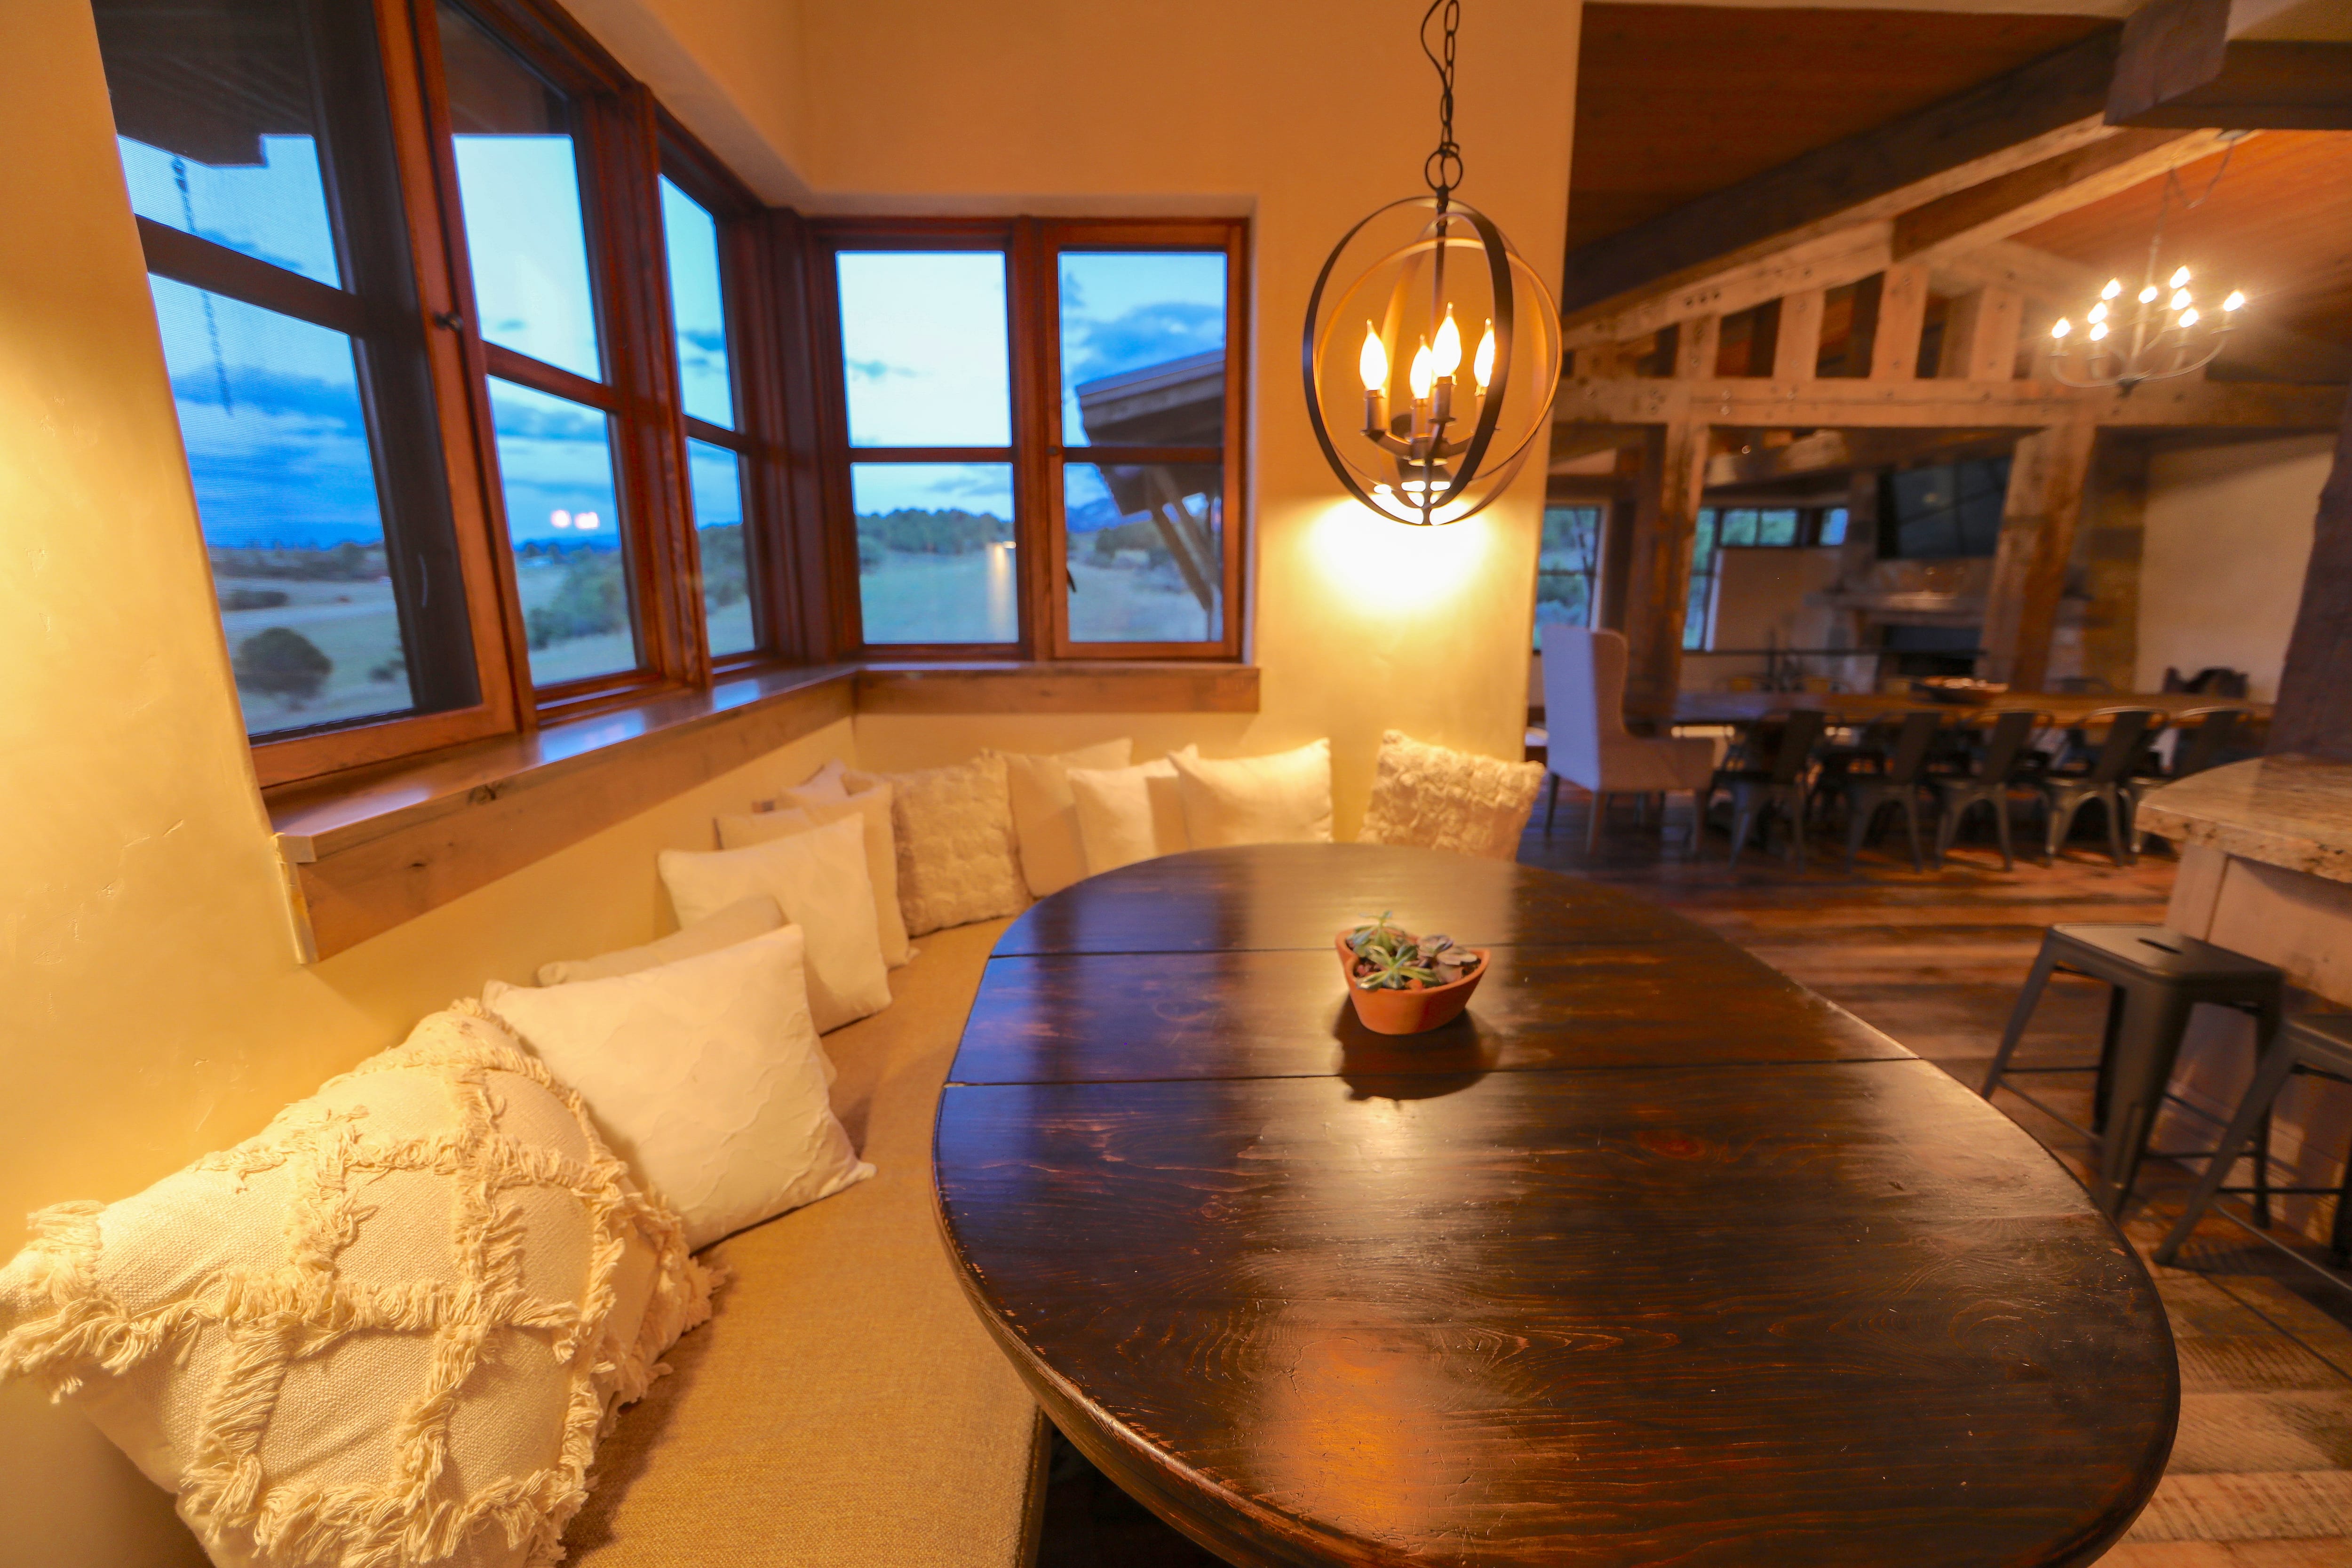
[1344,912,1483,991]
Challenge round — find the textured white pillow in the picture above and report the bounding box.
[0,1007,712,1568]
[1069,751,1193,875]
[535,895,783,987]
[657,817,891,1033]
[843,755,1028,935]
[485,928,871,1251]
[721,784,912,967]
[1171,739,1335,848]
[1359,730,1546,860]
[992,739,1135,898]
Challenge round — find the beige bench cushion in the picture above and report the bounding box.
[565,920,1046,1568]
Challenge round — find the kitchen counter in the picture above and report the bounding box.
[2138,756,2352,887]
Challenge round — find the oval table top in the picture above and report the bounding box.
[934,844,2177,1568]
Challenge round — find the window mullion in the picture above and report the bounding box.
[1007,218,1057,660]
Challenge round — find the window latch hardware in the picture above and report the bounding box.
[432,310,467,332]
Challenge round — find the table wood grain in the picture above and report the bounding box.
[935,845,2177,1567]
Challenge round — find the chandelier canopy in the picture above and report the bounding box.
[1301,0,1560,526]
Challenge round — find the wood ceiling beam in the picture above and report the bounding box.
[2108,0,2352,130]
[1559,29,2123,319]
[1565,226,1893,352]
[1892,128,2245,264]
[1554,375,2346,431]
[1703,427,2014,489]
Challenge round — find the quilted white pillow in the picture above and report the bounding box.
[1359,730,1547,860]
[1170,739,1335,847]
[0,1007,712,1568]
[720,785,912,967]
[657,817,891,1033]
[485,927,871,1250]
[535,894,783,987]
[843,755,1028,935]
[992,739,1134,897]
[1069,751,1193,876]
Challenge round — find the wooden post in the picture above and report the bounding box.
[1597,496,1637,633]
[1870,264,1931,381]
[2269,385,2352,760]
[1677,316,1723,381]
[2076,438,2149,694]
[1982,422,2098,689]
[1773,289,1826,381]
[1621,421,1715,721]
[1937,287,2024,380]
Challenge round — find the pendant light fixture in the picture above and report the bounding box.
[2047,138,2249,393]
[1302,0,1561,526]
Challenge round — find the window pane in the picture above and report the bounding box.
[1719,509,1759,547]
[1065,462,1222,644]
[660,177,732,428]
[488,378,637,685]
[1684,511,1720,650]
[1758,509,1801,546]
[1820,507,1849,547]
[1057,252,1227,447]
[1535,506,1600,645]
[852,464,1016,644]
[440,3,601,381]
[95,0,342,286]
[836,253,1009,446]
[151,278,412,737]
[689,439,755,658]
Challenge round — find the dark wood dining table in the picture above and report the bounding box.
[1671,688,2267,729]
[934,844,2177,1568]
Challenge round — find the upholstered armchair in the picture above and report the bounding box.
[1539,624,1716,852]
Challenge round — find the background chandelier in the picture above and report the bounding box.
[2047,145,2248,393]
[1302,0,1561,526]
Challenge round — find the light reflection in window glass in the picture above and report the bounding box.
[688,439,755,658]
[119,135,341,286]
[835,252,1010,446]
[660,177,732,428]
[1064,462,1220,643]
[851,463,1016,644]
[487,377,636,685]
[150,277,411,737]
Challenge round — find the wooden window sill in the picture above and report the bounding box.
[269,660,1258,961]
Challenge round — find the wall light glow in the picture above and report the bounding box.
[1310,499,1490,616]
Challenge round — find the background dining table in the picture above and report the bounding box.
[934,843,2178,1568]
[1670,689,2270,729]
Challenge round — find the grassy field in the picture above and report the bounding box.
[856,548,1216,645]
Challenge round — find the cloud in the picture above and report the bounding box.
[1065,302,1224,387]
[845,357,914,382]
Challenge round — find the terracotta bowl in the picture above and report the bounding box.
[1335,933,1490,1035]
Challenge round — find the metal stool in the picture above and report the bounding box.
[1982,923,2285,1218]
[2153,1013,2352,1271]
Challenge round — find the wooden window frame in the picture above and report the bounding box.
[810,215,1249,665]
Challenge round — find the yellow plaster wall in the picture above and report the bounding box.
[0,0,1577,1556]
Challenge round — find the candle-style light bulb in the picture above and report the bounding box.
[2170,265,2192,288]
[1409,339,1435,400]
[2089,302,2108,324]
[1432,307,1463,377]
[2101,279,2122,300]
[2179,307,2201,328]
[2050,318,2072,339]
[2138,285,2159,304]
[2224,290,2246,312]
[1358,323,1388,391]
[1473,318,1496,391]
[2089,323,2110,342]
[2170,289,2192,310]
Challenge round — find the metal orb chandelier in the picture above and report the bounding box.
[2046,145,2249,394]
[1301,0,1561,526]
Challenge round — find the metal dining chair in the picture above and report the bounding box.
[2035,708,2164,868]
[1702,708,1828,871]
[1822,709,1943,873]
[1927,709,2049,871]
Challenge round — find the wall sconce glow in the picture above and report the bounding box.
[1311,499,1488,613]
[1300,0,1560,526]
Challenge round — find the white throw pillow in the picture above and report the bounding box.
[992,739,1135,897]
[1171,739,1335,848]
[776,757,851,804]
[0,1007,712,1568]
[485,928,871,1250]
[657,817,891,1033]
[535,894,783,986]
[721,784,912,967]
[1359,729,1547,860]
[843,755,1028,935]
[1069,751,1194,875]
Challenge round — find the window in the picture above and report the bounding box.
[1684,506,1849,649]
[96,0,812,789]
[94,0,491,753]
[1534,507,1602,646]
[1882,460,2010,559]
[819,220,1247,661]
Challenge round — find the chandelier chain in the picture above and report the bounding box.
[1422,0,1463,203]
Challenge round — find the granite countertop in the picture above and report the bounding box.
[2137,756,2352,885]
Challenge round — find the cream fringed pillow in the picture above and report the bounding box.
[0,1006,714,1568]
[1359,729,1547,861]
[844,755,1027,935]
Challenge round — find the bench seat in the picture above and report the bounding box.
[566,919,1046,1568]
